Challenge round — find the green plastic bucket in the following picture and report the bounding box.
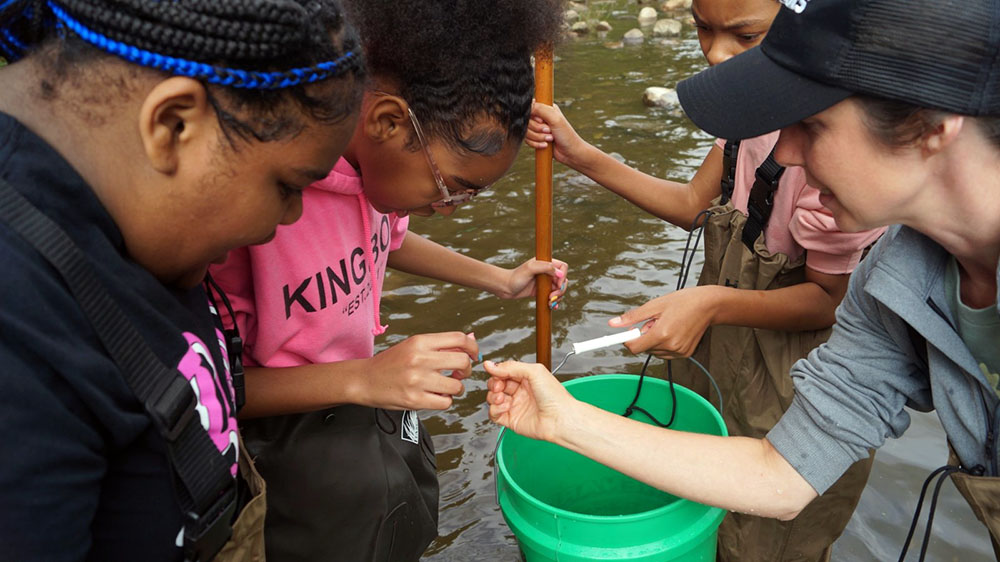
[495,374,727,561]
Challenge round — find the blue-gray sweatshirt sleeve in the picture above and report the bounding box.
[767,241,931,494]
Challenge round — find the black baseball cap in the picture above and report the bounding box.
[677,0,1000,140]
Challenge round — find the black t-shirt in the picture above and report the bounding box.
[0,113,239,560]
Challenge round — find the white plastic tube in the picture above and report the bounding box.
[571,328,642,354]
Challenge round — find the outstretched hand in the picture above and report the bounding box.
[484,360,575,443]
[496,258,569,308]
[608,285,721,358]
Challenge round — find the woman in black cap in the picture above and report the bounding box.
[485,0,1000,557]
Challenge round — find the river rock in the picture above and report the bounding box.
[595,20,613,32]
[570,21,590,34]
[642,87,679,108]
[652,18,682,37]
[623,28,645,45]
[569,1,588,11]
[661,0,692,11]
[564,9,580,23]
[637,7,657,25]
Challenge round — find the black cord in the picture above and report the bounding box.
[898,463,983,561]
[204,272,246,412]
[622,354,678,427]
[677,209,712,291]
[622,208,717,427]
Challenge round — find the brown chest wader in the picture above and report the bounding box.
[947,447,1000,560]
[669,141,874,562]
[900,335,1000,561]
[240,404,439,562]
[0,179,260,562]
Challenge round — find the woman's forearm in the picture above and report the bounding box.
[555,399,818,519]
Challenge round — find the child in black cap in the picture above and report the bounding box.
[487,0,1000,558]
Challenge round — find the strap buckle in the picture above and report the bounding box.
[148,374,198,442]
[182,482,238,562]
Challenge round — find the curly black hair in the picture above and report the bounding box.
[344,0,564,155]
[0,0,366,143]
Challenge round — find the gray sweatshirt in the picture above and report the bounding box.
[768,225,1000,494]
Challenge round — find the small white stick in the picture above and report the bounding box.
[571,328,642,354]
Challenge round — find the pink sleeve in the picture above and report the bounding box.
[207,247,260,366]
[388,214,410,252]
[790,185,886,275]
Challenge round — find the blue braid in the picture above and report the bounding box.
[45,1,358,90]
[1,27,24,51]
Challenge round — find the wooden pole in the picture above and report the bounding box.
[534,46,554,370]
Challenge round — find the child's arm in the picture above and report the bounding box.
[238,331,478,419]
[387,231,568,301]
[611,267,849,357]
[526,102,723,230]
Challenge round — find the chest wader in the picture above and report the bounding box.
[900,336,1000,560]
[947,447,1000,559]
[669,142,874,562]
[0,179,260,562]
[213,433,267,562]
[240,403,439,562]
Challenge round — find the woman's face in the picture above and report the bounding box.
[692,0,780,66]
[774,99,925,232]
[151,115,358,288]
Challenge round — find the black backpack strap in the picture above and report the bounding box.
[740,148,785,250]
[719,139,740,205]
[0,178,236,562]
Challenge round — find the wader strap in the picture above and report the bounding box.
[719,139,740,205]
[740,148,785,250]
[0,178,237,562]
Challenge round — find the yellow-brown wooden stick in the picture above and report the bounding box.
[534,46,554,370]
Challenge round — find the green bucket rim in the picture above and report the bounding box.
[495,373,727,523]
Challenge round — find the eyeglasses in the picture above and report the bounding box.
[406,107,477,208]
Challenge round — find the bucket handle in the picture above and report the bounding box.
[493,427,506,507]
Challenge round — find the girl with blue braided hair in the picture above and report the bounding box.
[0,0,363,560]
[208,0,567,559]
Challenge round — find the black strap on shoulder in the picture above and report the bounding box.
[740,147,785,250]
[0,178,236,562]
[719,139,740,205]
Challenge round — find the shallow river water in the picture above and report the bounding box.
[378,4,993,560]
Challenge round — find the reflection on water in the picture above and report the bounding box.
[378,4,993,560]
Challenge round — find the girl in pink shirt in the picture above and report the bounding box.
[210,0,567,559]
[523,0,883,560]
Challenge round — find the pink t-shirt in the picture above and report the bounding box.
[209,158,409,367]
[716,133,885,274]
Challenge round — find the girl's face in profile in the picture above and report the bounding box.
[359,125,520,218]
[155,114,358,288]
[692,0,780,66]
[775,99,925,233]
